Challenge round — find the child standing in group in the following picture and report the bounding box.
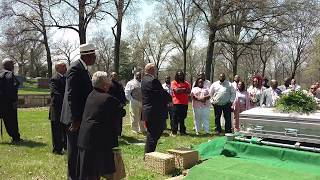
[232,81,251,131]
[191,78,211,135]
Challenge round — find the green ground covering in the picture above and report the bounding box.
[185,137,320,180]
[0,107,215,180]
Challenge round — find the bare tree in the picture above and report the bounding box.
[52,41,78,65]
[102,0,133,73]
[159,0,199,74]
[3,0,54,77]
[48,0,109,44]
[281,0,320,79]
[136,22,175,77]
[91,33,114,72]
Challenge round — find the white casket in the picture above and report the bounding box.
[239,107,320,144]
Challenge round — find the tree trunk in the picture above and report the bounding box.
[205,30,216,80]
[114,21,122,74]
[39,1,52,78]
[232,46,238,77]
[79,0,86,44]
[183,48,187,75]
[262,62,267,77]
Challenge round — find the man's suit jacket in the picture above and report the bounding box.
[108,79,126,106]
[60,60,93,125]
[49,74,66,122]
[0,70,19,113]
[78,89,121,150]
[141,74,171,126]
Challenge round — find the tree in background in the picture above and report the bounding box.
[159,0,199,74]
[3,0,54,77]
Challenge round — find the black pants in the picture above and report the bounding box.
[2,108,20,141]
[213,103,232,133]
[66,129,79,180]
[144,120,165,154]
[51,120,67,152]
[168,107,174,130]
[172,104,188,134]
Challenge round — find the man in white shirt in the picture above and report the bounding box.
[162,76,173,129]
[260,80,282,107]
[209,73,236,135]
[125,72,145,133]
[290,79,301,91]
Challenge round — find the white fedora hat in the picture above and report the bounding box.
[80,43,97,55]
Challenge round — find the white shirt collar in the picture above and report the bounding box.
[79,59,88,70]
[58,73,64,77]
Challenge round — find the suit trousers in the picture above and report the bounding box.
[193,107,210,134]
[66,129,79,180]
[50,120,66,152]
[144,120,164,154]
[213,103,232,133]
[129,101,145,133]
[2,107,20,141]
[172,104,188,134]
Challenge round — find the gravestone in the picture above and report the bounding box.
[15,75,25,88]
[36,78,49,89]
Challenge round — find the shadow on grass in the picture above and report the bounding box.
[1,139,46,148]
[119,135,145,145]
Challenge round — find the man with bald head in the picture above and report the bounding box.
[49,61,67,155]
[0,58,21,142]
[141,63,171,154]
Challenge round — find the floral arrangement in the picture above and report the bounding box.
[275,90,318,114]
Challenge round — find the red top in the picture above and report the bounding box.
[171,80,191,105]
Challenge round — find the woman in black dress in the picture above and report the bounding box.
[77,71,124,180]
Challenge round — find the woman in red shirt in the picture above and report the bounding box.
[171,71,191,136]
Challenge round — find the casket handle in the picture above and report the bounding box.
[284,128,298,136]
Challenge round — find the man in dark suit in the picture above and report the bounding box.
[60,43,96,180]
[49,61,67,155]
[77,71,123,179]
[0,58,21,143]
[141,63,171,154]
[108,72,126,136]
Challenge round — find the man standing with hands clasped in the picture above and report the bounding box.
[60,43,96,180]
[209,73,236,135]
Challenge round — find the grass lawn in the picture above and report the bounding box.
[18,87,50,95]
[0,107,217,180]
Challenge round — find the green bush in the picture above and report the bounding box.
[275,90,318,114]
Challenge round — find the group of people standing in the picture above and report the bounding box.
[158,72,320,137]
[48,43,172,180]
[2,41,320,180]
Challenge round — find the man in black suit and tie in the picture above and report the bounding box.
[49,61,67,155]
[108,72,126,136]
[0,58,21,143]
[141,63,171,154]
[60,43,96,180]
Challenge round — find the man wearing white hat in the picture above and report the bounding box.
[60,43,96,180]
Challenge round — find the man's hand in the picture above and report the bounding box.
[168,102,173,108]
[69,121,81,132]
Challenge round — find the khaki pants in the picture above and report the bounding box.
[129,100,145,133]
